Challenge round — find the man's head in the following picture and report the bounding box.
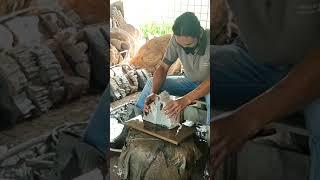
[172,12,202,53]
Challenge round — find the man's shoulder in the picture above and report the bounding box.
[168,35,178,48]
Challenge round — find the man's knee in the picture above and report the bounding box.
[211,44,240,58]
[304,99,320,137]
[205,94,210,101]
[211,45,247,68]
[145,77,153,88]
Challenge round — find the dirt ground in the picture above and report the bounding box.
[110,152,121,180]
[0,94,100,146]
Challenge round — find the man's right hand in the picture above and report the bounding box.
[144,93,158,113]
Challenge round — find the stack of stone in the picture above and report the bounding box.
[0,7,108,126]
[110,65,152,102]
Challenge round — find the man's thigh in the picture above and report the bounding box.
[160,75,199,97]
[83,86,108,154]
[211,43,290,110]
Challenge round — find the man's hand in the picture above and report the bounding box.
[211,49,320,172]
[163,97,192,122]
[211,112,260,172]
[144,93,158,113]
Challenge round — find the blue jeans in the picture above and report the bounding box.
[136,75,211,124]
[83,85,109,155]
[211,40,320,180]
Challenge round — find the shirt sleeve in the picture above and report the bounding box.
[163,36,178,65]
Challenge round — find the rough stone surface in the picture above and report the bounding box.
[64,75,89,101]
[0,0,31,16]
[0,25,13,49]
[110,65,141,102]
[5,16,43,45]
[0,1,108,128]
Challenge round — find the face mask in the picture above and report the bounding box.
[182,46,197,54]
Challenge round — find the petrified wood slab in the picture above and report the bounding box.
[126,115,194,145]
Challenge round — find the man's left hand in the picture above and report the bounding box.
[163,97,192,122]
[211,112,260,172]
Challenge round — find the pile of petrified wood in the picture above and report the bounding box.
[110,64,152,101]
[0,122,106,180]
[0,7,108,127]
[110,6,139,65]
[109,6,148,101]
[109,4,183,102]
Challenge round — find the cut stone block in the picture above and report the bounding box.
[143,91,180,129]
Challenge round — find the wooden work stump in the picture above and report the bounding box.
[117,128,202,180]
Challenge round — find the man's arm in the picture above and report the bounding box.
[211,48,320,170]
[164,78,210,119]
[144,62,171,112]
[237,49,320,129]
[151,62,170,94]
[184,78,210,103]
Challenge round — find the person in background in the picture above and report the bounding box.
[211,1,320,179]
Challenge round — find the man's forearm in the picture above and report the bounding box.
[185,78,210,102]
[151,66,168,94]
[235,49,320,129]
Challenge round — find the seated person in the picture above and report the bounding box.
[136,12,211,124]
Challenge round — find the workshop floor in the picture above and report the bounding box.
[0,94,100,146]
[110,152,122,180]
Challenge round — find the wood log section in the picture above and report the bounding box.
[58,0,109,24]
[130,34,182,75]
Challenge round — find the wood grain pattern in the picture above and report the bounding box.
[126,115,194,145]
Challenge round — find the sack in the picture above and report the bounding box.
[118,129,202,180]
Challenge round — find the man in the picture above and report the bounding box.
[136,12,210,123]
[211,1,320,179]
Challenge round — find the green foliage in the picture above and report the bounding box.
[140,22,172,39]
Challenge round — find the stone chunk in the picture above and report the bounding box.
[143,91,180,129]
